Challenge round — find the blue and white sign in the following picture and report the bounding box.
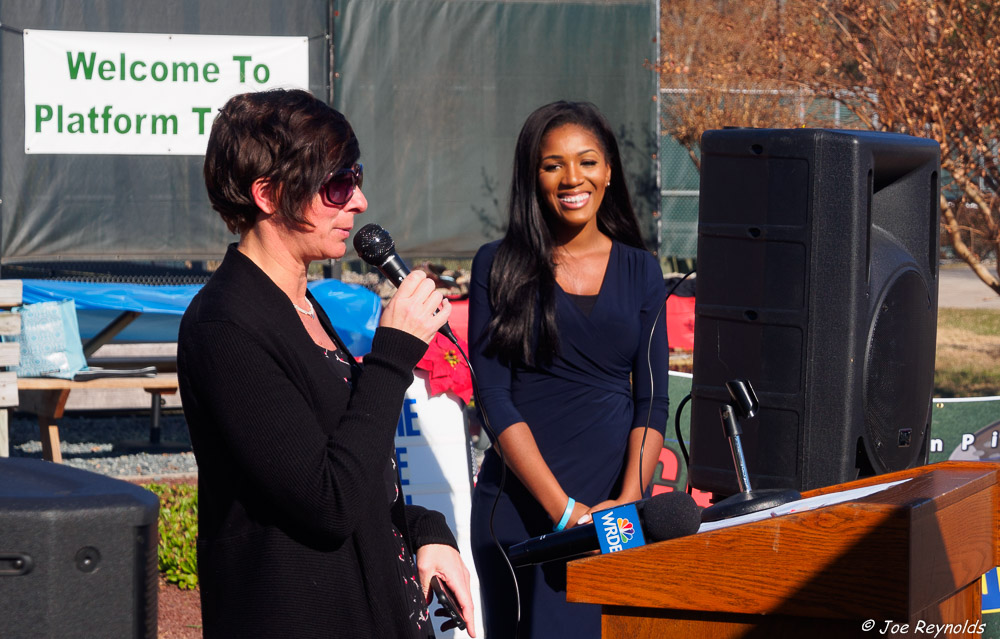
[395,370,480,638]
[594,502,646,554]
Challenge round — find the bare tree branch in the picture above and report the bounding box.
[659,0,1000,296]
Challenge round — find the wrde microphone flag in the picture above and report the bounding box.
[595,502,646,554]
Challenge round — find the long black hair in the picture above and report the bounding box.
[486,101,646,366]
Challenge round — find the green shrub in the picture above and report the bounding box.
[145,482,199,590]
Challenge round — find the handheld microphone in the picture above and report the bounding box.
[507,491,701,567]
[353,223,457,344]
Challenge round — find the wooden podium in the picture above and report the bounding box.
[566,462,1000,638]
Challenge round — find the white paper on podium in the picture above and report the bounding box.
[395,369,482,639]
[697,478,912,533]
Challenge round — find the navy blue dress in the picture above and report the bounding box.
[469,239,670,638]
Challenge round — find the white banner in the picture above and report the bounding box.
[396,370,482,639]
[23,30,309,155]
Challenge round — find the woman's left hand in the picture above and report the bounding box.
[416,543,477,637]
[379,270,452,344]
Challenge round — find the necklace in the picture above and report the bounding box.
[293,298,315,317]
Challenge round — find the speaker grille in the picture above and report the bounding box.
[864,268,935,472]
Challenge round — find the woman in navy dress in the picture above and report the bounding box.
[469,101,670,637]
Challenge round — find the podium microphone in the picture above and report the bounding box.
[700,379,801,523]
[508,492,701,567]
[353,223,458,344]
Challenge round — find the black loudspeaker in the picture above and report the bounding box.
[688,129,940,495]
[0,459,159,638]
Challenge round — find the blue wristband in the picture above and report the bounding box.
[554,497,576,531]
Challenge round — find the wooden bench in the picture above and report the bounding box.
[16,374,179,463]
[0,279,183,463]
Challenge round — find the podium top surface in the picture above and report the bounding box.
[566,462,1000,620]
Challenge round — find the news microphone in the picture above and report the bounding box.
[507,491,701,567]
[353,223,457,344]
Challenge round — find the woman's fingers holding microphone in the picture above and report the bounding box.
[392,267,427,296]
[406,272,451,326]
[380,270,452,343]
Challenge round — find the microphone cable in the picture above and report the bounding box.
[443,332,524,638]
[636,269,695,499]
[674,394,693,469]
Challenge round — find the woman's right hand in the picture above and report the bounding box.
[379,270,451,344]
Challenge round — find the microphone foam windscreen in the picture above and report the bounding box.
[353,223,395,264]
[642,492,701,542]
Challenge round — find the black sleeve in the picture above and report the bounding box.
[404,503,458,551]
[181,320,428,543]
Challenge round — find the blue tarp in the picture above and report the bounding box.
[22,280,202,316]
[20,279,382,354]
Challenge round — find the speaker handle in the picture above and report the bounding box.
[0,552,34,576]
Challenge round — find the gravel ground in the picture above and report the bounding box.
[7,410,484,480]
[7,410,198,479]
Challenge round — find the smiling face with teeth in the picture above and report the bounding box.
[536,123,613,240]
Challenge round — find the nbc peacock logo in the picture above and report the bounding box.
[616,517,635,542]
[598,504,645,553]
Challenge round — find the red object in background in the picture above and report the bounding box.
[415,332,474,404]
[446,297,469,345]
[652,447,713,508]
[666,294,695,351]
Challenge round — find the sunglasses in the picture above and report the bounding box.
[320,163,364,207]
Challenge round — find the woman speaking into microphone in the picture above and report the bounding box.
[178,89,475,638]
[469,101,670,638]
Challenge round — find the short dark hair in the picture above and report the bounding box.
[203,89,359,234]
[486,101,645,365]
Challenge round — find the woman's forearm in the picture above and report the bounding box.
[495,422,589,525]
[616,426,665,503]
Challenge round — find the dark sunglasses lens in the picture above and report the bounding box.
[323,165,362,206]
[325,175,354,205]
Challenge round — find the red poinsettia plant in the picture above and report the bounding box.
[415,332,473,404]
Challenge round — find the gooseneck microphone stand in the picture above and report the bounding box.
[700,380,802,523]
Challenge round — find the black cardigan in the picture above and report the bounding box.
[178,245,457,638]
